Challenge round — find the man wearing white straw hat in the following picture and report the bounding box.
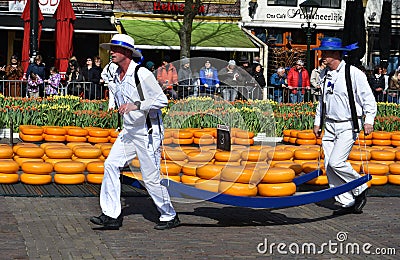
[90,34,180,230]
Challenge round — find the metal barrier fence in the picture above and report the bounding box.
[1,79,400,103]
[0,80,106,100]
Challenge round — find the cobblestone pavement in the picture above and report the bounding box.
[0,195,399,259]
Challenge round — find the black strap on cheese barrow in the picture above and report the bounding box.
[134,65,153,135]
[345,63,360,133]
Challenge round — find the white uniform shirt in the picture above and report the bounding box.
[315,60,377,126]
[113,61,168,130]
[101,62,119,110]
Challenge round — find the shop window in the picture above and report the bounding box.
[315,0,341,9]
[267,0,297,7]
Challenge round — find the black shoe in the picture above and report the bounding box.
[154,215,180,230]
[90,213,123,229]
[354,189,368,214]
[332,205,356,216]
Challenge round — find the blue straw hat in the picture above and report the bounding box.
[313,37,359,51]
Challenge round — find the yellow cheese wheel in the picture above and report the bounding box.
[74,147,102,159]
[241,149,268,162]
[195,179,220,192]
[372,131,391,140]
[369,175,388,185]
[272,162,302,175]
[19,125,44,135]
[40,142,66,149]
[160,162,182,176]
[162,149,188,161]
[44,134,66,142]
[86,161,104,174]
[87,136,109,143]
[86,173,104,184]
[67,127,88,137]
[54,173,85,184]
[306,175,329,185]
[44,126,67,135]
[196,164,223,180]
[0,145,13,159]
[193,131,214,139]
[234,137,254,146]
[182,162,203,176]
[21,161,53,174]
[19,132,44,142]
[13,143,39,154]
[109,129,120,138]
[388,174,400,185]
[73,158,101,166]
[389,163,400,175]
[348,149,371,161]
[181,174,200,185]
[20,173,52,185]
[296,131,316,140]
[370,150,395,161]
[267,150,293,161]
[214,151,241,162]
[371,139,392,146]
[14,157,44,166]
[54,161,86,174]
[66,135,87,142]
[173,130,193,139]
[260,167,295,183]
[296,139,317,145]
[302,162,325,174]
[45,147,73,159]
[220,166,257,184]
[258,182,296,197]
[0,173,19,184]
[193,137,215,145]
[187,151,214,162]
[358,131,373,140]
[0,159,19,173]
[369,160,395,166]
[66,142,92,149]
[354,139,373,146]
[88,129,109,138]
[15,147,44,158]
[219,181,258,196]
[235,130,255,139]
[294,149,320,160]
[361,163,389,175]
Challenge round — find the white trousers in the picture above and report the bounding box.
[100,124,176,221]
[322,119,368,207]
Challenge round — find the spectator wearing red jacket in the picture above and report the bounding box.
[156,55,178,99]
[287,60,310,103]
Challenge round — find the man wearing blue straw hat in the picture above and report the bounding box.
[313,37,377,215]
[90,34,180,230]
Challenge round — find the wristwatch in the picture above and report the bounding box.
[134,101,141,110]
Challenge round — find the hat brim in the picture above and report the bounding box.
[312,46,356,51]
[100,43,142,58]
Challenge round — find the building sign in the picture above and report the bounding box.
[153,2,205,14]
[9,0,60,14]
[241,0,346,30]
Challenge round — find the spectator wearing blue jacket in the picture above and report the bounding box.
[270,67,287,103]
[26,54,46,97]
[199,60,220,95]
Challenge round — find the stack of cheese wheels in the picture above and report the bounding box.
[160,161,182,182]
[194,164,224,192]
[240,148,268,168]
[54,161,86,184]
[370,149,396,165]
[173,129,193,145]
[0,144,13,159]
[219,165,258,196]
[214,150,241,166]
[73,145,102,166]
[293,148,320,166]
[289,130,300,145]
[163,130,174,145]
[282,129,292,143]
[391,132,400,147]
[361,162,389,185]
[258,167,296,196]
[181,150,214,187]
[354,131,373,146]
[267,148,294,167]
[0,159,20,184]
[273,161,303,175]
[43,143,73,165]
[192,130,215,146]
[86,161,105,184]
[233,130,255,146]
[87,128,110,143]
[303,161,328,185]
[66,127,88,142]
[295,130,317,145]
[108,129,120,144]
[348,148,371,173]
[371,131,392,146]
[388,161,400,185]
[13,143,44,166]
[95,143,113,161]
[20,161,53,185]
[19,125,44,142]
[43,126,67,142]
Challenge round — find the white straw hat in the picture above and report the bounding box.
[100,34,142,58]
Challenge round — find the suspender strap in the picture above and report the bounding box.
[345,64,360,133]
[134,65,153,134]
[319,69,327,132]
